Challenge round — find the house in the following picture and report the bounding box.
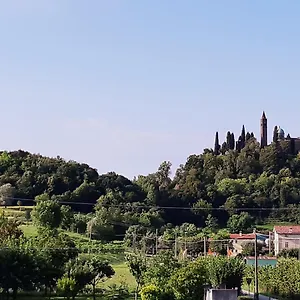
[273,225,300,256]
[229,231,266,255]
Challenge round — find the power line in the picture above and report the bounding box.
[4,197,300,211]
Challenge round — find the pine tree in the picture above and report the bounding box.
[273,126,278,143]
[214,132,220,155]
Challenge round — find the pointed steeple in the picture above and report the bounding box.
[260,111,268,147]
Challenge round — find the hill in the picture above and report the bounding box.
[0,136,300,235]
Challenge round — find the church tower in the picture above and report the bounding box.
[260,111,267,147]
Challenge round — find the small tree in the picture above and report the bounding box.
[169,259,207,300]
[87,256,115,300]
[126,253,147,300]
[31,199,62,229]
[0,183,15,207]
[57,277,76,300]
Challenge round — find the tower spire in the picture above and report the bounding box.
[260,111,267,147]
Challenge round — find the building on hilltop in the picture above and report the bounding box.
[260,111,300,153]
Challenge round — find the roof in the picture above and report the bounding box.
[245,256,276,260]
[274,226,300,235]
[230,233,255,240]
[262,111,267,119]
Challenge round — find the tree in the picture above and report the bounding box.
[241,125,246,148]
[86,256,115,300]
[206,256,245,292]
[143,251,180,289]
[273,126,278,143]
[0,213,23,245]
[227,213,253,233]
[0,245,39,299]
[0,183,15,207]
[205,214,218,232]
[31,199,62,229]
[214,132,220,155]
[126,253,147,300]
[169,259,208,300]
[60,205,75,230]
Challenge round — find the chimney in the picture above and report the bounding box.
[239,231,242,236]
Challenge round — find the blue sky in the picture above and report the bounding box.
[1,0,300,179]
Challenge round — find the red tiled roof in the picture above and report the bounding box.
[229,233,255,240]
[274,226,300,235]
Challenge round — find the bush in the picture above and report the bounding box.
[57,277,76,299]
[140,284,161,300]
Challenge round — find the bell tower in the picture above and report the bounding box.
[260,111,267,147]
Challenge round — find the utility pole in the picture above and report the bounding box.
[254,229,259,300]
[155,229,158,255]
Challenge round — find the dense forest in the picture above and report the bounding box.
[1,126,300,238]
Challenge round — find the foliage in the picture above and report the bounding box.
[169,259,207,300]
[227,212,253,233]
[57,277,76,299]
[277,248,300,258]
[205,256,245,291]
[126,252,147,298]
[140,284,162,300]
[0,212,23,245]
[143,251,181,289]
[31,199,62,229]
[244,258,300,299]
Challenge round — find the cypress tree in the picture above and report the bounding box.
[246,132,251,142]
[220,142,227,155]
[273,126,278,143]
[241,125,246,148]
[214,132,220,155]
[226,131,231,150]
[230,133,235,150]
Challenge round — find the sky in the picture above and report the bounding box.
[1,0,300,179]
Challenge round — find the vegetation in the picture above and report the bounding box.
[0,127,300,298]
[244,258,300,299]
[0,134,299,240]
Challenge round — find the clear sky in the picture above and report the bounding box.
[1,0,300,179]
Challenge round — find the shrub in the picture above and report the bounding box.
[140,284,161,300]
[57,277,76,299]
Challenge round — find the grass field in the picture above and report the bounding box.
[19,223,136,291]
[256,222,297,231]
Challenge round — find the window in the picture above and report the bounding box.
[285,242,289,248]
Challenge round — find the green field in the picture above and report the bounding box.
[256,222,297,231]
[19,223,137,292]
